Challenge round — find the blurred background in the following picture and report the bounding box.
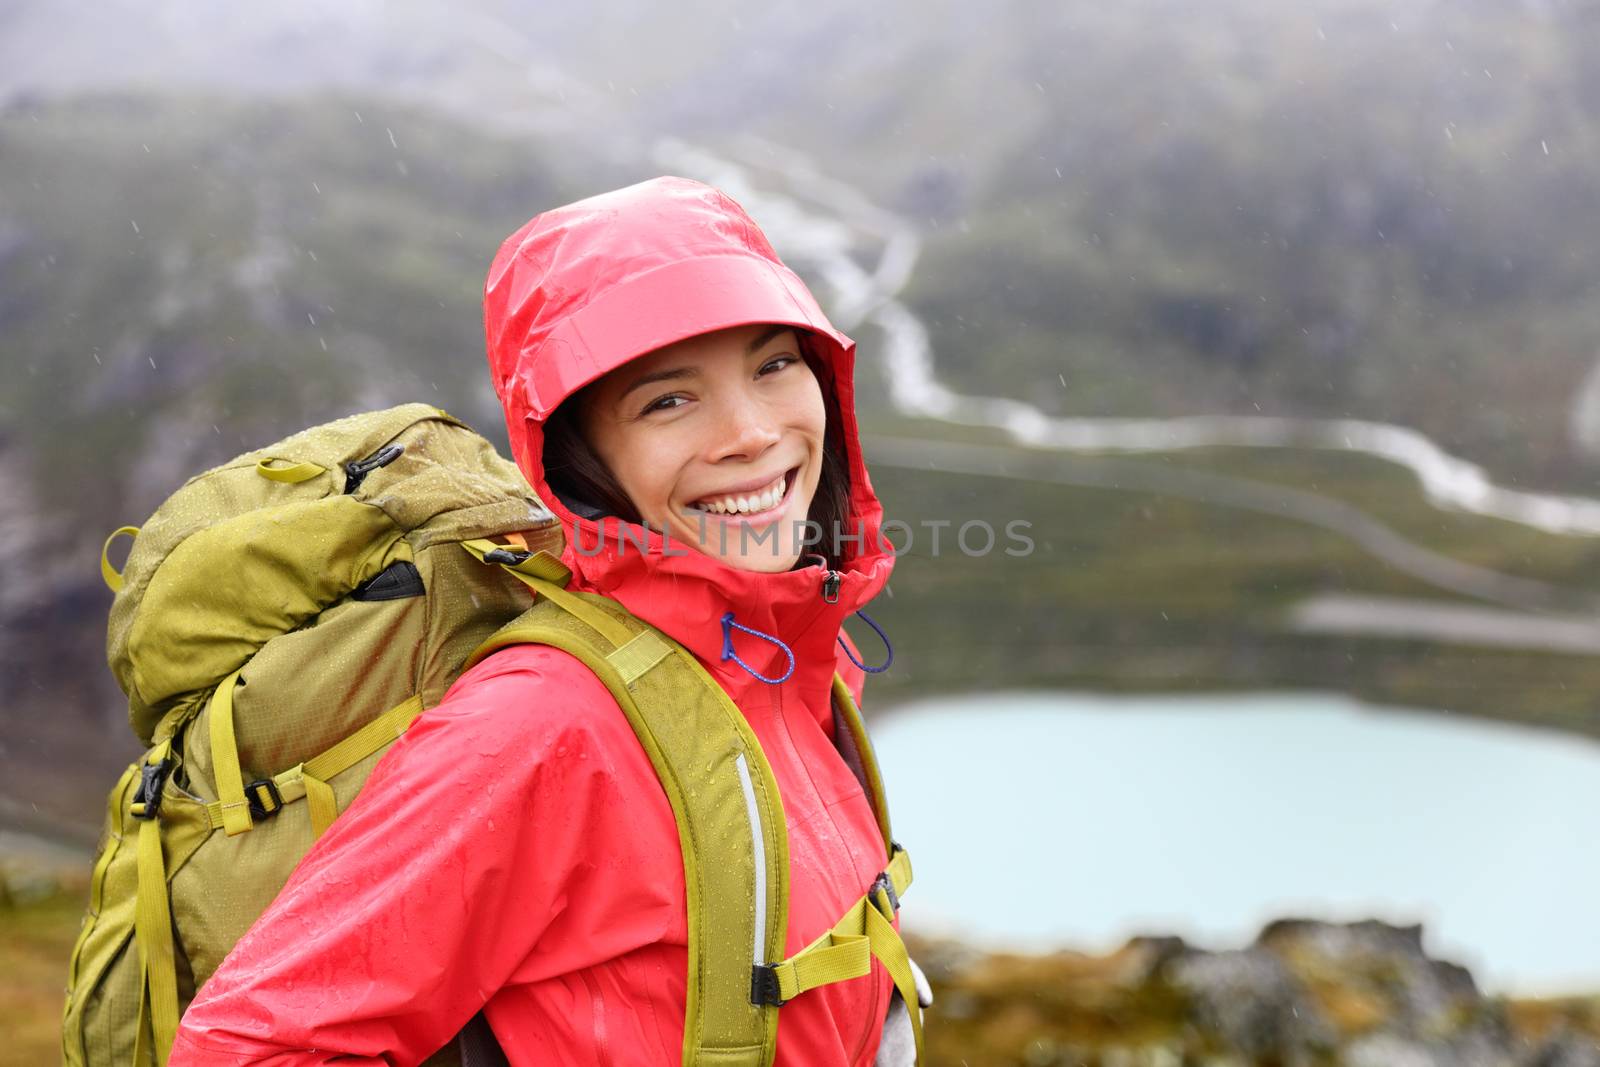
[4,0,1600,1062]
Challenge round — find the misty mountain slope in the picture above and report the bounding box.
[1,92,581,532]
[11,2,1600,498]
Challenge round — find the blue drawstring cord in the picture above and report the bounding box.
[720,610,894,683]
[839,610,894,673]
[721,613,796,684]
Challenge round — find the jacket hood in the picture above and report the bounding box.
[483,176,894,700]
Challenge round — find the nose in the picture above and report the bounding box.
[709,390,781,463]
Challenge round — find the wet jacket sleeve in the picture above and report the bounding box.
[168,643,646,1066]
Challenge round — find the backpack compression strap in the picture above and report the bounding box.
[127,690,426,1066]
[130,739,180,1067]
[464,542,922,1066]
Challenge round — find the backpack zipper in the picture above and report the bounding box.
[343,444,405,493]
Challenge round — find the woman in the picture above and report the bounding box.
[169,177,921,1065]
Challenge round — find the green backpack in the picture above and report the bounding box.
[62,404,919,1067]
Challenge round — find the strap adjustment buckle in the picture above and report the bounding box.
[245,778,284,821]
[483,547,531,565]
[750,963,787,1007]
[871,871,901,915]
[131,758,173,820]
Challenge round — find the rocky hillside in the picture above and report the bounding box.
[910,920,1600,1066]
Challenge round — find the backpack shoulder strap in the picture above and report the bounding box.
[828,675,895,855]
[464,544,790,1067]
[464,542,923,1066]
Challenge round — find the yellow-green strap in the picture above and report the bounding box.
[133,972,150,1067]
[774,889,921,1061]
[883,846,913,900]
[831,675,895,851]
[208,670,252,836]
[202,695,423,831]
[132,742,178,1067]
[863,896,924,1064]
[305,694,422,782]
[302,772,338,839]
[767,846,915,1003]
[101,526,139,593]
[770,914,873,1001]
[461,538,570,582]
[461,540,636,649]
[255,458,326,484]
[608,629,674,687]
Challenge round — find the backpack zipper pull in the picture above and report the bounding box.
[344,444,406,493]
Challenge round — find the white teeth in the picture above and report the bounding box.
[691,472,787,514]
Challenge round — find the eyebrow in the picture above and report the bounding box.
[615,326,796,406]
[616,365,697,407]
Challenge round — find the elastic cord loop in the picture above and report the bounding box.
[101,526,140,593]
[839,610,894,674]
[720,613,796,684]
[255,458,325,484]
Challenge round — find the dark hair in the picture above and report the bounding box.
[541,331,855,571]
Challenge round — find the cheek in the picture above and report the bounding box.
[590,425,668,516]
[790,374,828,442]
[614,440,676,511]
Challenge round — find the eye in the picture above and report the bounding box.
[759,355,799,376]
[641,393,688,415]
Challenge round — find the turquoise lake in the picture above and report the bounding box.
[869,691,1600,995]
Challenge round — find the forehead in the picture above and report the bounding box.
[594,323,796,398]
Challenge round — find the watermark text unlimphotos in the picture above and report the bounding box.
[565,516,1035,558]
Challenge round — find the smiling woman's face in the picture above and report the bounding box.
[578,323,827,572]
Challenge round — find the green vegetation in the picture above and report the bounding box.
[0,889,85,1067]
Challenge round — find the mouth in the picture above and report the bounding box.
[683,467,799,520]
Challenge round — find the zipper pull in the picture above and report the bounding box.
[344,444,405,494]
[822,570,841,603]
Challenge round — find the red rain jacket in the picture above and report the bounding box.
[170,177,900,1066]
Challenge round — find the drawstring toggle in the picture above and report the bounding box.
[721,613,797,684]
